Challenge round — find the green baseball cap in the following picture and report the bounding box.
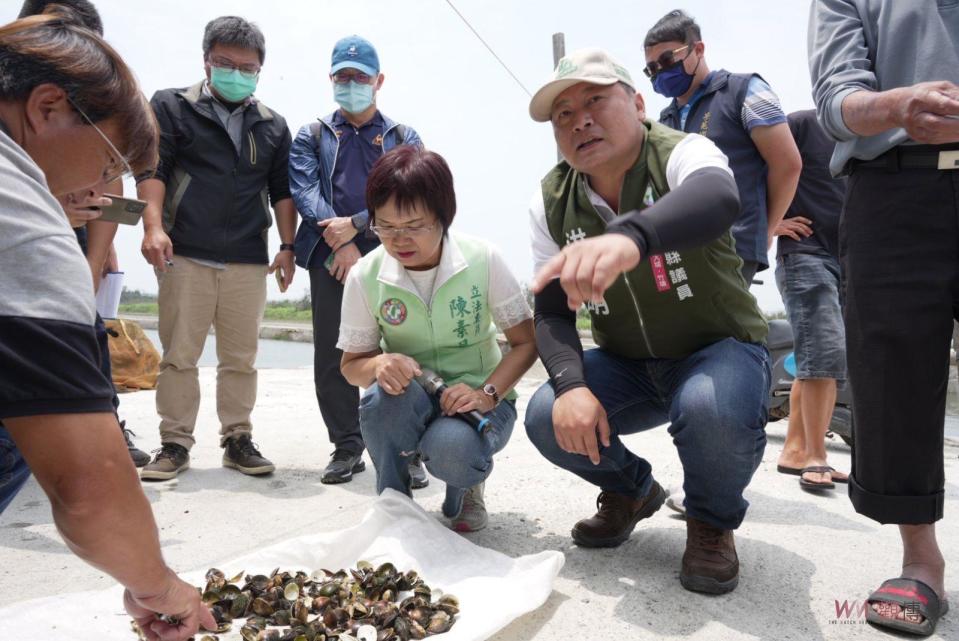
[529,48,635,122]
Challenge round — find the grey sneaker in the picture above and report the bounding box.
[120,421,150,468]
[140,443,190,480]
[222,435,275,476]
[409,454,429,489]
[321,449,365,484]
[450,482,488,533]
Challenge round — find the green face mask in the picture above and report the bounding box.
[210,66,258,102]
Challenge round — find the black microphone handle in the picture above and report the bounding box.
[432,383,489,431]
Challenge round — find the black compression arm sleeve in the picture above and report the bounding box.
[606,167,741,257]
[533,278,587,396]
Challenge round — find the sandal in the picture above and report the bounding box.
[798,465,835,491]
[866,577,949,637]
[778,464,848,483]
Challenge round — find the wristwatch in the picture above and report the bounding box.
[482,383,500,407]
[279,243,294,252]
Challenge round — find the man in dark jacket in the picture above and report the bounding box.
[644,9,801,283]
[289,35,422,485]
[138,16,297,480]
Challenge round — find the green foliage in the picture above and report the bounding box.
[119,288,157,304]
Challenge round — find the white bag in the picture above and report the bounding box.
[0,490,564,641]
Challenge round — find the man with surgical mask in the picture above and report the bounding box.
[644,10,801,284]
[289,35,422,485]
[137,16,297,480]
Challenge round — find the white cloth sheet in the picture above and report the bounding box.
[0,490,564,640]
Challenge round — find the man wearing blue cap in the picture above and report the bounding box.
[290,35,423,485]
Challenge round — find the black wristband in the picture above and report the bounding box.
[279,243,294,252]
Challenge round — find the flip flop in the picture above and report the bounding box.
[866,577,950,637]
[777,464,849,483]
[798,465,835,491]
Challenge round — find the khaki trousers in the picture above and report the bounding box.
[156,256,267,449]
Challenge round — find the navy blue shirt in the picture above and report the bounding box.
[331,110,386,222]
[778,110,845,259]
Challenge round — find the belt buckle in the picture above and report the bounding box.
[937,150,959,170]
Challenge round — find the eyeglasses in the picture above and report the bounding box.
[332,71,374,85]
[643,44,695,79]
[369,223,437,238]
[209,55,261,77]
[67,96,133,184]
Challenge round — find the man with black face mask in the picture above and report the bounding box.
[644,10,801,284]
[289,35,423,485]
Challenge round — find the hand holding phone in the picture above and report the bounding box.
[99,194,147,225]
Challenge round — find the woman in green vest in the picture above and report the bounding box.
[338,146,537,532]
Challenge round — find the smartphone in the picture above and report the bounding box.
[97,194,146,225]
[324,252,335,270]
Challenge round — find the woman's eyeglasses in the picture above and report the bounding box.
[369,223,436,238]
[67,96,133,184]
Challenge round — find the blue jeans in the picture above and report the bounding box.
[359,381,516,512]
[0,423,31,514]
[525,338,770,530]
[775,252,846,380]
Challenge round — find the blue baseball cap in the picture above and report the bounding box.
[330,35,380,76]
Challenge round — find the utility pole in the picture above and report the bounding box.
[552,32,565,161]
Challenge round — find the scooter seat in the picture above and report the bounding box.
[767,319,794,351]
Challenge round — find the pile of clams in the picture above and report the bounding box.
[131,562,459,641]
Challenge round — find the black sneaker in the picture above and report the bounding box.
[321,449,365,484]
[140,443,190,481]
[222,435,275,476]
[120,421,151,468]
[409,453,429,489]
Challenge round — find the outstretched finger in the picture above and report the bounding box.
[582,431,601,465]
[597,412,611,449]
[530,252,566,294]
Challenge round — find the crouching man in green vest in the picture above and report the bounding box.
[525,49,770,594]
[338,146,537,532]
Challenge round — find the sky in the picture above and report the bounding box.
[76,0,819,312]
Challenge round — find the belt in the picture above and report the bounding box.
[851,145,959,171]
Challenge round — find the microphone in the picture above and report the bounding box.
[415,368,491,433]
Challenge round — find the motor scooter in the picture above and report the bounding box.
[766,318,854,446]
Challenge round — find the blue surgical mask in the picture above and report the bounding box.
[652,62,695,98]
[210,66,258,102]
[334,81,375,114]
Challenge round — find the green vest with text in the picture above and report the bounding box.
[357,234,517,400]
[540,120,767,359]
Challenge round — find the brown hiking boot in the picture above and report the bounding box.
[571,481,666,548]
[680,517,739,594]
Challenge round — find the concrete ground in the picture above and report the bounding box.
[1,367,956,640]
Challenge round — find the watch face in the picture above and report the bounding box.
[483,384,496,395]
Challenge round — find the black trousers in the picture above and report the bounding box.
[842,165,958,524]
[309,265,362,455]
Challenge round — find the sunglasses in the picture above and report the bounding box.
[643,44,695,79]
